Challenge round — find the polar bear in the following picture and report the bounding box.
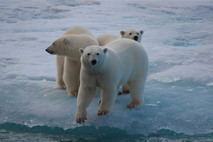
[97,29,144,46]
[46,34,98,96]
[120,29,144,43]
[75,39,148,123]
[56,26,95,90]
[97,29,144,95]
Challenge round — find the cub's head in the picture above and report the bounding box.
[79,45,108,70]
[120,29,144,43]
[45,36,71,56]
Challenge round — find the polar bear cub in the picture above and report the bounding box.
[120,29,144,43]
[97,29,144,46]
[56,26,95,90]
[76,39,148,123]
[46,34,98,96]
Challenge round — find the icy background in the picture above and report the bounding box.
[0,0,213,141]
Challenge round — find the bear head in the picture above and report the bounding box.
[79,45,108,71]
[46,35,90,61]
[46,36,71,56]
[120,29,144,43]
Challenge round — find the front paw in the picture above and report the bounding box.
[75,111,87,123]
[97,109,109,116]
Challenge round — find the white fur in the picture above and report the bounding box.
[97,34,118,46]
[46,34,98,96]
[96,29,144,95]
[120,29,144,43]
[56,26,95,90]
[96,29,144,46]
[76,38,148,123]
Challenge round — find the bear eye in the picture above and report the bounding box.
[129,33,132,35]
[87,53,90,56]
[96,53,99,56]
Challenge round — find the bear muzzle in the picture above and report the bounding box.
[45,48,54,54]
[134,36,138,41]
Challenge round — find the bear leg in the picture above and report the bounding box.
[64,58,81,97]
[98,88,117,115]
[56,55,66,89]
[127,80,146,108]
[76,86,97,123]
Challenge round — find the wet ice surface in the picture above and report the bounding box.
[0,0,213,141]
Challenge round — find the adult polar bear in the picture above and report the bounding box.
[46,26,98,96]
[76,39,148,123]
[56,26,95,89]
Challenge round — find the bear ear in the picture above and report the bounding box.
[79,48,84,55]
[120,31,125,36]
[140,30,144,35]
[63,38,70,45]
[103,48,108,54]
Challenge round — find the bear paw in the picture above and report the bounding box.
[126,103,140,109]
[97,109,109,116]
[56,82,66,90]
[76,112,87,123]
[68,91,78,97]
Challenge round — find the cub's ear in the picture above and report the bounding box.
[120,31,125,36]
[103,48,108,54]
[63,38,70,45]
[79,48,84,55]
[140,30,144,35]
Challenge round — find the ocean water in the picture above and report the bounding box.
[0,0,213,141]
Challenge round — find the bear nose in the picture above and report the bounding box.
[134,36,138,41]
[91,59,97,65]
[45,49,54,54]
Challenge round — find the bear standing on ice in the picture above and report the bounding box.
[55,26,96,91]
[97,29,144,95]
[46,31,98,96]
[97,29,144,46]
[76,39,148,123]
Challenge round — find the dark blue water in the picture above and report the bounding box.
[1,122,213,142]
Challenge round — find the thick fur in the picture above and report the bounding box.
[97,34,118,46]
[76,39,148,123]
[96,29,144,95]
[46,34,98,96]
[56,26,95,90]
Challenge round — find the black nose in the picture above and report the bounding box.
[46,49,54,54]
[134,36,138,41]
[91,60,97,65]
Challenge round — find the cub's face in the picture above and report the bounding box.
[79,45,108,68]
[120,29,144,43]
